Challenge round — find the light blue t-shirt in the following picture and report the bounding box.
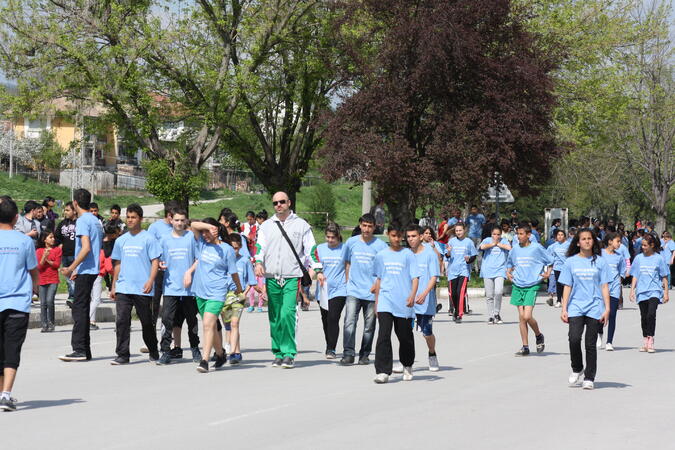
[660,239,675,266]
[161,230,197,297]
[447,217,460,227]
[633,237,643,255]
[547,241,570,271]
[342,236,388,301]
[148,220,173,242]
[466,213,485,239]
[600,249,626,298]
[74,212,103,275]
[617,244,631,269]
[630,253,669,302]
[558,255,612,320]
[111,230,161,296]
[531,229,541,243]
[479,237,510,279]
[446,237,477,279]
[374,248,420,318]
[228,253,256,292]
[192,238,237,302]
[0,230,38,313]
[413,246,441,316]
[507,242,553,288]
[316,243,347,299]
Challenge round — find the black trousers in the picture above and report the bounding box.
[375,312,415,375]
[115,293,159,358]
[72,274,97,356]
[568,315,600,381]
[162,295,200,351]
[326,296,346,352]
[554,270,564,304]
[639,298,659,337]
[449,276,467,318]
[0,309,29,370]
[152,271,164,328]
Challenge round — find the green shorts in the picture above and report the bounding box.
[196,297,224,316]
[510,285,539,307]
[221,291,245,323]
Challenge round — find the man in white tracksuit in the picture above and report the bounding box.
[254,192,319,369]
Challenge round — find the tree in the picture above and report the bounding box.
[321,0,559,225]
[0,1,333,208]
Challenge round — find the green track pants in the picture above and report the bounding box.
[266,278,299,358]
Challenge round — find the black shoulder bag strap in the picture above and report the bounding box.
[275,221,312,286]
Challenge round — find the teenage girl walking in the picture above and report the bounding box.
[599,232,626,351]
[629,234,670,353]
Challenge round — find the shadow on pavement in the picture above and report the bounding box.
[594,381,631,389]
[20,398,85,411]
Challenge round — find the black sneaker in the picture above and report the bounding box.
[191,347,202,363]
[41,327,48,333]
[197,360,209,373]
[436,303,443,313]
[110,356,130,365]
[281,356,295,369]
[455,316,462,324]
[495,315,503,324]
[515,346,530,357]
[89,323,99,330]
[339,355,355,366]
[487,317,495,325]
[0,397,17,412]
[59,351,87,362]
[149,351,160,362]
[214,352,227,369]
[66,298,74,309]
[156,352,171,365]
[325,350,336,359]
[170,347,183,359]
[536,334,545,353]
[271,358,283,368]
[358,356,370,365]
[48,323,55,332]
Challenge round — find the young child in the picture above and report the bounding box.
[404,224,440,371]
[506,223,553,356]
[547,229,569,308]
[559,229,611,390]
[185,218,242,373]
[372,225,420,384]
[224,233,256,365]
[90,247,113,331]
[600,232,626,351]
[629,234,669,353]
[36,230,62,332]
[0,197,39,411]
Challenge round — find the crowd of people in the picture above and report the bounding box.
[0,193,673,411]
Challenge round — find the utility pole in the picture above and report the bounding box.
[8,129,13,178]
[362,180,372,214]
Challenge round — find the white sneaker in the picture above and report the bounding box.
[428,355,439,372]
[402,366,414,381]
[225,343,232,354]
[555,301,562,308]
[596,335,603,349]
[605,342,614,351]
[373,373,389,384]
[392,363,404,374]
[582,380,594,390]
[568,371,583,387]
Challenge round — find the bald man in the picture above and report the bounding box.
[255,192,320,369]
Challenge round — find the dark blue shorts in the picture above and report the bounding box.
[415,314,434,337]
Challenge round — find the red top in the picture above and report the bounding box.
[36,246,62,285]
[437,221,449,244]
[98,249,113,277]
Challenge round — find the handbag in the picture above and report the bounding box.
[275,221,312,287]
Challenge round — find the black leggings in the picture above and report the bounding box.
[554,270,564,304]
[639,298,659,337]
[325,296,346,352]
[606,297,619,343]
[374,312,415,375]
[568,315,600,381]
[449,276,468,318]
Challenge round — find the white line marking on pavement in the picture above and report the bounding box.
[209,403,293,426]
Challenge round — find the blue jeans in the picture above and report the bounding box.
[39,283,58,328]
[62,255,75,298]
[342,296,376,358]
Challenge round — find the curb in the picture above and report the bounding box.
[29,302,116,329]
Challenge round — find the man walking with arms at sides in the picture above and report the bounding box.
[0,197,39,411]
[254,192,319,369]
[59,189,103,362]
[340,214,388,365]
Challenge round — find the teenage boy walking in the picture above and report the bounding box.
[0,197,39,411]
[445,223,477,323]
[373,225,420,383]
[109,204,161,364]
[506,223,553,356]
[340,213,388,365]
[59,189,103,362]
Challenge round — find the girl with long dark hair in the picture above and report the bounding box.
[559,229,611,390]
[600,232,626,351]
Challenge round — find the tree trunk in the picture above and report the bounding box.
[385,189,415,228]
[261,172,302,210]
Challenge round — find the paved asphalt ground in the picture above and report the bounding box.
[4,289,675,450]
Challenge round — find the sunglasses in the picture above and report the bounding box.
[272,200,287,206]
